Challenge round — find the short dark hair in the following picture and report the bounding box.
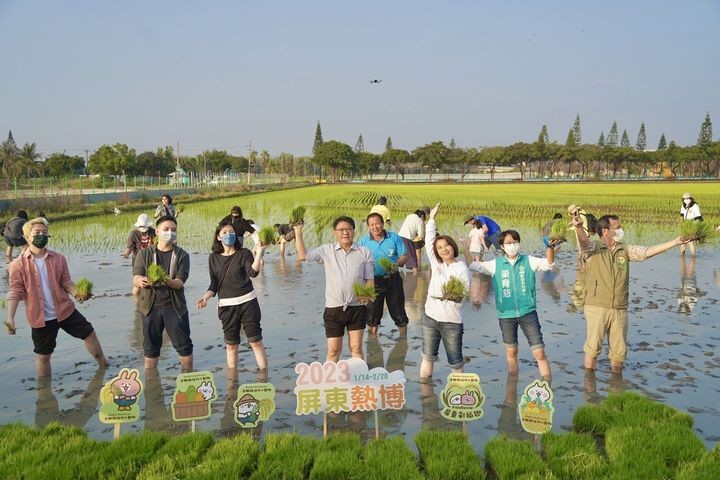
[433,235,459,261]
[156,215,177,228]
[378,196,387,205]
[366,212,384,224]
[161,194,173,204]
[212,221,243,254]
[333,216,356,230]
[596,215,620,237]
[553,213,562,220]
[16,210,28,220]
[499,230,521,244]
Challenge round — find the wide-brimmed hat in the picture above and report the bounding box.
[134,213,153,228]
[237,394,257,406]
[682,192,692,199]
[567,204,581,215]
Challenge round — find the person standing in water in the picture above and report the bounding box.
[679,192,702,257]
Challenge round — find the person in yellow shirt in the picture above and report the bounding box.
[370,196,391,226]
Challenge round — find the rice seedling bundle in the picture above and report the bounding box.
[353,282,377,301]
[258,226,278,246]
[289,206,306,225]
[174,204,185,214]
[679,220,719,244]
[378,257,397,275]
[147,264,169,286]
[434,276,467,303]
[549,219,568,241]
[74,277,93,301]
[4,321,15,334]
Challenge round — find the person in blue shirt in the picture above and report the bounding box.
[358,213,409,337]
[464,215,502,251]
[466,229,558,381]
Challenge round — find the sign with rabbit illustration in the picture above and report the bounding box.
[171,371,216,422]
[234,383,276,428]
[99,368,144,424]
[518,379,554,434]
[439,373,485,422]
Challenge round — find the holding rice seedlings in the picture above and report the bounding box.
[353,282,377,301]
[549,218,568,242]
[147,263,169,286]
[175,204,185,215]
[433,276,468,303]
[289,206,306,225]
[258,226,278,246]
[378,257,397,275]
[74,277,94,302]
[679,220,719,244]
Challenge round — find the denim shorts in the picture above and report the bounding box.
[498,310,545,350]
[421,313,464,369]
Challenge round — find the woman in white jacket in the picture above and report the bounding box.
[679,192,703,257]
[420,203,471,382]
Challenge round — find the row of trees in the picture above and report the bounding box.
[1,114,717,182]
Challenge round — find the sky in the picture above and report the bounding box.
[1,0,719,158]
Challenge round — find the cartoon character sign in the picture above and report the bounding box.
[440,373,485,422]
[99,369,144,424]
[234,383,275,428]
[171,372,216,422]
[518,379,555,434]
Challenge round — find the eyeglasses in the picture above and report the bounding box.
[334,228,354,233]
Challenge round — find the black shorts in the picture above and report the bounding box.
[323,305,367,338]
[4,234,27,248]
[142,307,193,358]
[218,298,262,344]
[31,309,94,355]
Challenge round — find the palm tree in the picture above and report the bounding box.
[17,143,42,178]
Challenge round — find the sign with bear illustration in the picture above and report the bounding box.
[439,373,485,422]
[518,379,554,434]
[233,383,276,428]
[171,371,216,422]
[99,368,144,424]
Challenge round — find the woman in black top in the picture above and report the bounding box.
[220,206,255,247]
[196,221,268,370]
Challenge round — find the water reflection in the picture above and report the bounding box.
[540,269,564,305]
[219,368,266,438]
[469,274,492,310]
[496,373,532,441]
[34,368,106,429]
[419,380,461,431]
[567,264,586,314]
[677,256,700,314]
[583,368,630,405]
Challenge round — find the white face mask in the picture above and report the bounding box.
[612,228,624,242]
[159,231,177,243]
[503,243,521,257]
[683,199,691,206]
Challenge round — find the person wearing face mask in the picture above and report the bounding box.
[679,193,702,257]
[465,230,558,381]
[574,213,690,373]
[220,206,255,248]
[6,218,109,376]
[196,222,268,370]
[133,215,193,371]
[122,214,156,262]
[419,203,472,382]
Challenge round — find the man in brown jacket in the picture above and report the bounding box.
[573,213,689,373]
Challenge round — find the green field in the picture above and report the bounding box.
[49,182,719,252]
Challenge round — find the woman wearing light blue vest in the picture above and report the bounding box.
[466,230,558,381]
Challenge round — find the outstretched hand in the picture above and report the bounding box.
[429,203,440,220]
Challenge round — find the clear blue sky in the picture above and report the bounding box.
[1,0,718,157]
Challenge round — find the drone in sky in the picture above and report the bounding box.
[369,79,382,84]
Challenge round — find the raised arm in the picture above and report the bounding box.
[645,237,687,259]
[294,224,307,261]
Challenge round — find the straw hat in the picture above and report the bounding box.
[134,213,153,228]
[567,204,581,215]
[682,192,692,200]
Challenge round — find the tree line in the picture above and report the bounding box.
[1,114,717,182]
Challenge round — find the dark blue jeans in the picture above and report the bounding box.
[421,313,464,369]
[498,310,545,350]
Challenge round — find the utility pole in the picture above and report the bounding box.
[84,149,89,175]
[176,141,180,170]
[247,140,253,185]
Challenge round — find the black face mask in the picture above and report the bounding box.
[32,234,50,249]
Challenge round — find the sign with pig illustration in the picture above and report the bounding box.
[518,379,554,434]
[439,373,485,422]
[99,368,144,424]
[171,371,216,422]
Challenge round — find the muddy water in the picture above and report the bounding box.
[1,241,719,452]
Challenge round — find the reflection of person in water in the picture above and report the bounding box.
[35,367,106,429]
[497,373,532,441]
[419,381,462,431]
[143,368,174,433]
[567,265,586,314]
[540,270,564,304]
[678,256,700,314]
[469,275,491,310]
[219,368,267,438]
[583,368,629,405]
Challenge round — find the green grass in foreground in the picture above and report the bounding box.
[2,392,720,479]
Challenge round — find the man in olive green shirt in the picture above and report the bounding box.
[573,213,689,373]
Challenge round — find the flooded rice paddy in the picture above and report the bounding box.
[1,186,719,452]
